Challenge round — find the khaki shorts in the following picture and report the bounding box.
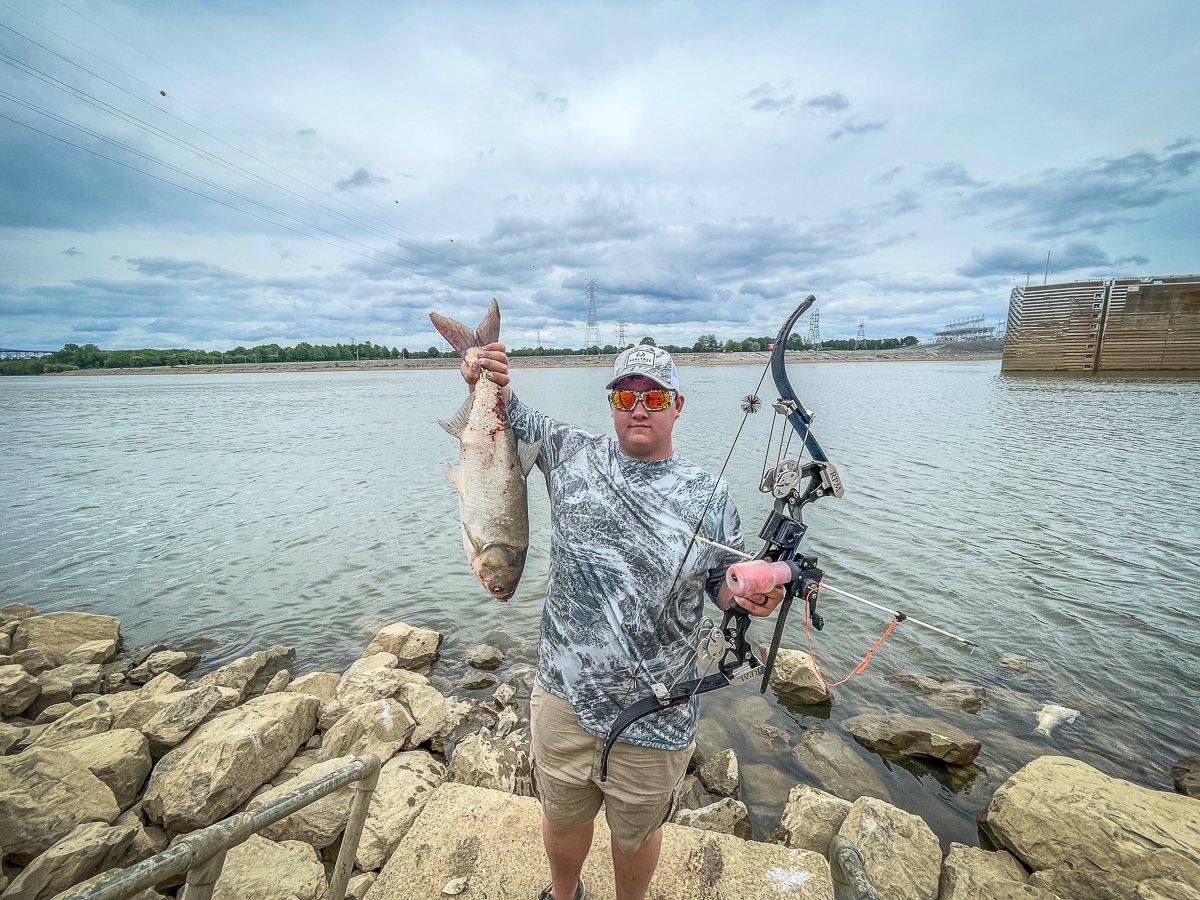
[530,683,693,854]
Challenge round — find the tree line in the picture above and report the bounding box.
[1,333,920,376]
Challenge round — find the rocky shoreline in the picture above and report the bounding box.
[1,603,1198,899]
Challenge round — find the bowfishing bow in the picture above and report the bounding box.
[599,295,846,780]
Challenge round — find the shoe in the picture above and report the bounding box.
[536,883,585,900]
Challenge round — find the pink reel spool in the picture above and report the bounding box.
[726,559,792,596]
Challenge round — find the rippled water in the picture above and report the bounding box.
[2,362,1198,846]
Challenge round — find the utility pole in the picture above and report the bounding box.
[807,308,821,350]
[1043,251,1051,286]
[584,278,600,349]
[1022,272,1031,288]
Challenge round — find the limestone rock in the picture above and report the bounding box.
[791,728,889,801]
[113,687,202,734]
[491,683,516,707]
[137,672,185,696]
[209,834,326,900]
[141,685,232,757]
[63,639,118,665]
[1028,866,1135,899]
[939,843,1029,900]
[447,727,533,796]
[673,774,708,815]
[12,612,120,661]
[842,713,981,766]
[984,756,1200,877]
[363,622,441,673]
[767,648,832,704]
[249,755,356,848]
[318,698,348,731]
[190,645,294,703]
[838,797,941,900]
[356,750,448,871]
[0,602,36,622]
[0,664,39,716]
[367,781,835,899]
[3,821,137,900]
[458,671,498,691]
[346,872,376,900]
[319,698,416,763]
[115,806,169,863]
[0,748,119,863]
[10,648,58,676]
[127,650,199,684]
[673,797,752,839]
[775,783,851,855]
[1171,754,1199,799]
[286,671,341,701]
[31,698,113,748]
[263,669,291,693]
[53,728,152,810]
[464,644,504,670]
[996,654,1042,676]
[30,663,102,714]
[49,871,165,899]
[397,683,473,749]
[33,702,75,724]
[0,722,25,755]
[142,692,319,834]
[885,674,987,713]
[697,747,740,797]
[337,663,427,707]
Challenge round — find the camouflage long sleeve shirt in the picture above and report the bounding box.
[507,393,744,751]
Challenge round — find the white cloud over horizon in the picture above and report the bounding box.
[1,1,1197,351]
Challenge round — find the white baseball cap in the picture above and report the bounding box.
[605,345,680,391]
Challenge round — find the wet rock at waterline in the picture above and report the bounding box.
[127,649,199,684]
[673,797,752,839]
[766,647,831,704]
[673,774,708,815]
[774,783,851,855]
[189,645,294,703]
[938,842,1029,900]
[697,747,740,797]
[842,713,982,766]
[464,643,504,670]
[1173,753,1200,798]
[63,638,119,665]
[837,796,942,900]
[458,671,498,691]
[10,612,120,662]
[790,728,889,801]
[884,673,987,713]
[996,654,1043,676]
[363,621,442,673]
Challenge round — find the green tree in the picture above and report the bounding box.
[639,336,656,346]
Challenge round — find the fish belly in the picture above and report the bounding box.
[457,381,529,550]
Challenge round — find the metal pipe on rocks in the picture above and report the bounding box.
[829,836,883,900]
[62,754,383,900]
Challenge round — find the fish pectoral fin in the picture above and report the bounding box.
[518,439,543,476]
[462,523,485,555]
[444,465,464,497]
[438,396,473,438]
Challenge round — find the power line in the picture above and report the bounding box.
[584,278,600,348]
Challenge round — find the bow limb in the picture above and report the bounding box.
[770,295,831,465]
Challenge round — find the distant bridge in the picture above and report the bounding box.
[0,348,56,359]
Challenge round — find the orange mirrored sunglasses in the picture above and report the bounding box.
[608,388,675,412]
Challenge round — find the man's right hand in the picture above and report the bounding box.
[463,342,510,396]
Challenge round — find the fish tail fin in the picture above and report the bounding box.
[430,298,501,358]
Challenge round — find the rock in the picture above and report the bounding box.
[141,685,234,757]
[997,654,1042,675]
[101,671,127,692]
[12,612,120,661]
[248,755,356,848]
[33,702,75,724]
[1028,866,1136,899]
[346,872,376,900]
[318,699,347,731]
[142,692,319,834]
[791,728,889,801]
[491,683,516,707]
[984,756,1200,881]
[304,732,321,750]
[885,674,987,713]
[49,871,166,899]
[0,748,120,863]
[190,645,294,703]
[464,644,504,670]
[54,728,152,810]
[337,662,428,707]
[30,698,113,748]
[115,806,169,864]
[775,783,851,854]
[113,687,207,734]
[0,602,36,622]
[673,774,708,814]
[72,692,102,705]
[11,648,59,676]
[398,683,473,749]
[286,671,341,701]
[209,834,325,900]
[1034,703,1079,736]
[939,843,1029,900]
[3,821,137,900]
[137,671,185,696]
[697,747,740,797]
[30,663,103,714]
[458,671,498,691]
[263,669,291,693]
[12,723,47,751]
[447,727,533,796]
[673,797,752,839]
[363,622,441,673]
[0,722,25,754]
[838,797,941,900]
[129,643,169,666]
[63,639,119,665]
[356,750,448,870]
[127,650,200,684]
[0,664,40,716]
[767,648,832,704]
[842,713,982,766]
[319,698,416,763]
[367,781,835,899]
[271,749,322,785]
[1172,754,1200,798]
[493,705,518,739]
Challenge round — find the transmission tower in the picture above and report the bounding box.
[616,322,628,347]
[807,309,821,350]
[855,320,866,350]
[584,279,600,348]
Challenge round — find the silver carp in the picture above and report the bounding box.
[430,299,540,601]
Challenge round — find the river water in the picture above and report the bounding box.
[2,361,1198,846]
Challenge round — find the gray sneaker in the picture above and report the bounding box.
[536,883,585,900]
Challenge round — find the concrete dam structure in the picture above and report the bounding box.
[1002,276,1200,374]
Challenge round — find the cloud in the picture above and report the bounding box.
[1165,136,1193,151]
[959,144,1200,237]
[924,162,984,188]
[334,167,390,191]
[803,91,850,113]
[296,128,316,137]
[828,118,887,140]
[742,81,797,114]
[873,165,906,184]
[62,246,82,256]
[955,239,1133,277]
[533,89,568,113]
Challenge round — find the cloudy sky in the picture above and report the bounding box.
[1,1,1197,351]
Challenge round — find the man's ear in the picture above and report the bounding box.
[675,393,685,417]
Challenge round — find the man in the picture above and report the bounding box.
[461,342,783,900]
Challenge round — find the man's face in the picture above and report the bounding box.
[609,374,684,459]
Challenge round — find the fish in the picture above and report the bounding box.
[1035,703,1080,736]
[430,299,540,601]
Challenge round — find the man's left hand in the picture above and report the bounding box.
[733,584,785,617]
